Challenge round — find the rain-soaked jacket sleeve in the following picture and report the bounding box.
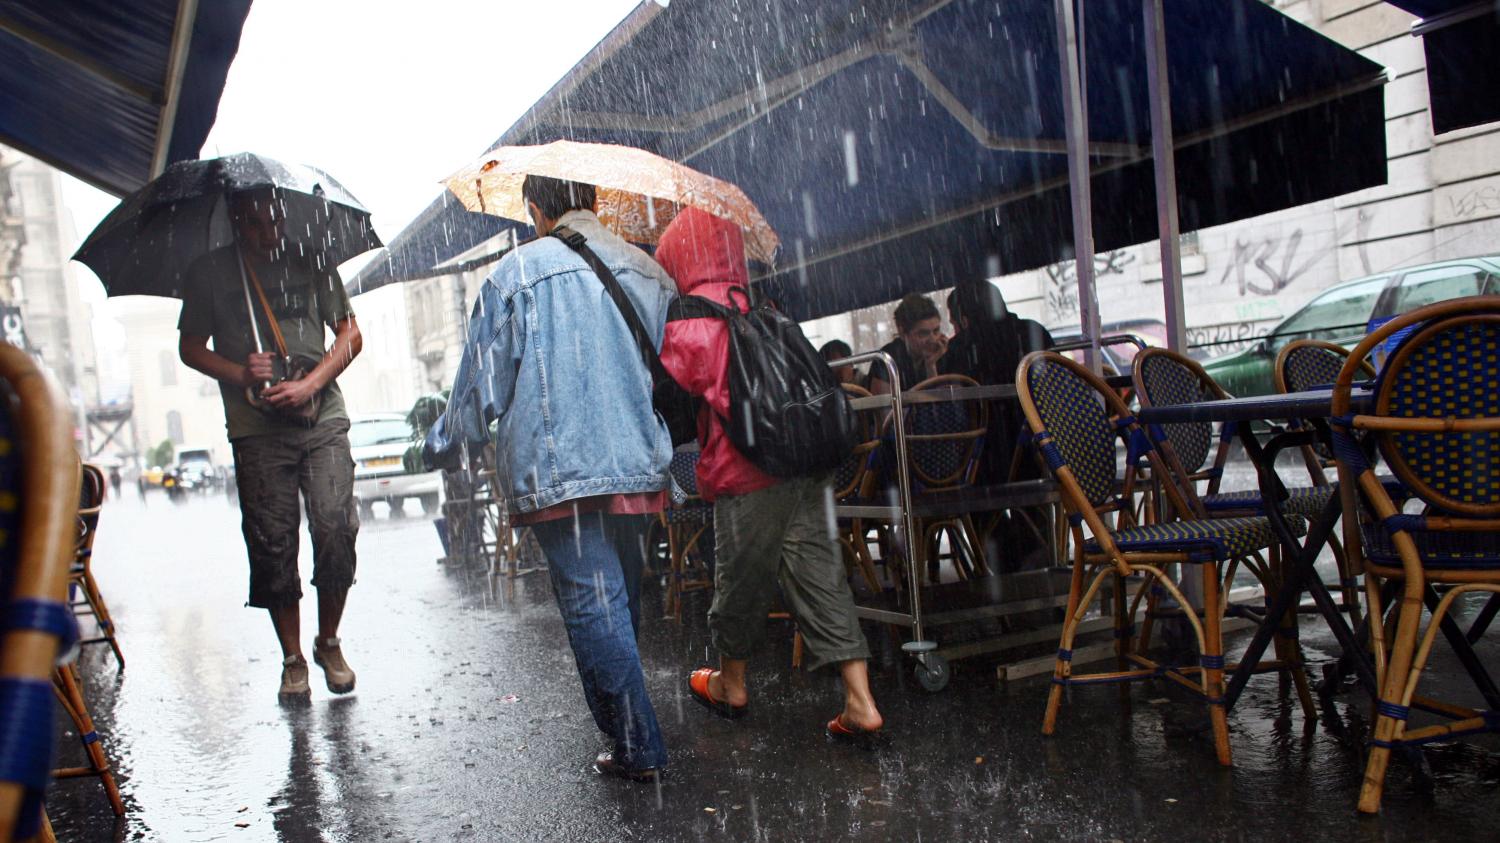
[422,285,515,471]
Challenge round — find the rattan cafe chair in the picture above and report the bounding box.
[70,463,123,668]
[1329,297,1500,814]
[0,343,83,841]
[1275,339,1380,623]
[1019,351,1307,766]
[661,449,714,621]
[1133,348,1318,720]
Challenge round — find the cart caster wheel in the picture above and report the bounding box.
[915,655,950,692]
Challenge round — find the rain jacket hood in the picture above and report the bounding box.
[656,207,777,501]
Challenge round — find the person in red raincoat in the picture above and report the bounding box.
[657,206,884,742]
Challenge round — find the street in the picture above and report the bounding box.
[46,485,1499,842]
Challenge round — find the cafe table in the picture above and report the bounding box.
[1136,387,1381,710]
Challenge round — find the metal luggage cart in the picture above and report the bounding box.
[834,345,1146,691]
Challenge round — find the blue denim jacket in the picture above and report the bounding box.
[424,210,677,512]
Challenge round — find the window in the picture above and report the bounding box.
[1387,266,1488,315]
[158,349,177,386]
[166,410,184,444]
[1273,276,1388,347]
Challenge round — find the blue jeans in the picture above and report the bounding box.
[530,513,667,771]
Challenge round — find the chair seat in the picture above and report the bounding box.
[1203,477,1407,518]
[1361,523,1500,570]
[1086,515,1307,563]
[1203,486,1332,518]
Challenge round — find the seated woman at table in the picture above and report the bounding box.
[656,206,884,743]
[819,338,861,385]
[867,293,947,395]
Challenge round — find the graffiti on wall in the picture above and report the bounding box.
[1043,249,1136,323]
[1450,186,1500,220]
[1185,320,1273,357]
[1218,229,1321,297]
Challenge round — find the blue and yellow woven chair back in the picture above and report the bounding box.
[1133,349,1222,478]
[832,384,881,503]
[900,374,987,491]
[1333,298,1500,569]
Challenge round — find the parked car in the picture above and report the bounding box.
[350,413,441,517]
[1202,256,1500,397]
[1050,318,1169,379]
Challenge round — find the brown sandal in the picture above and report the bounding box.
[688,668,749,720]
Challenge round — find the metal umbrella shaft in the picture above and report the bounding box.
[234,237,273,391]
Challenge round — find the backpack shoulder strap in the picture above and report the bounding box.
[668,294,737,322]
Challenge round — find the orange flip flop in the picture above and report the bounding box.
[688,668,749,720]
[826,713,885,747]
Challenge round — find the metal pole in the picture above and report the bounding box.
[1054,0,1102,372]
[829,349,931,657]
[1144,0,1187,352]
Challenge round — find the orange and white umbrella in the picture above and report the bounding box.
[443,140,779,266]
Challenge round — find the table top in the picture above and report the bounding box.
[835,479,1058,519]
[1136,387,1373,424]
[845,373,1131,412]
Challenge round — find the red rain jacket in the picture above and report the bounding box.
[656,208,778,502]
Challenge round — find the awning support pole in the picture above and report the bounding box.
[1144,0,1187,352]
[1054,0,1101,372]
[151,0,201,177]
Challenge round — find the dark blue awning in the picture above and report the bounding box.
[0,0,253,196]
[1385,1,1498,135]
[354,0,1388,322]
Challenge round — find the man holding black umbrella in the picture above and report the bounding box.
[178,188,364,703]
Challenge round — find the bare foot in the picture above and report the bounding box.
[839,700,884,732]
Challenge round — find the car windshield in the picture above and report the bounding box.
[1273,276,1388,341]
[350,419,412,447]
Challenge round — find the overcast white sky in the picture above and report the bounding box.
[59,0,639,400]
[63,0,640,296]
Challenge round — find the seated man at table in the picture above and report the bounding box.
[941,281,1055,570]
[867,293,947,395]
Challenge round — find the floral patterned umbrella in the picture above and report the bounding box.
[443,140,779,266]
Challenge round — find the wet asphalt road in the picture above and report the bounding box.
[47,482,1500,842]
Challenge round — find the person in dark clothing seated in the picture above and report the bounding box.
[940,281,1056,571]
[939,281,1054,387]
[867,293,947,395]
[819,339,860,386]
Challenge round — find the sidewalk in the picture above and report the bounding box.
[46,487,1497,841]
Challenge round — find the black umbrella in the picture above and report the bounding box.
[72,152,383,299]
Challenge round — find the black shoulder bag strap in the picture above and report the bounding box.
[550,226,671,385]
[550,226,699,446]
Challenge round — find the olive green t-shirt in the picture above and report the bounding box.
[177,246,354,440]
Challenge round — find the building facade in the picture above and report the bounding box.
[0,148,102,445]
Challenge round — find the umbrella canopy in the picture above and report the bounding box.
[73,152,383,299]
[444,140,780,265]
[0,0,252,196]
[352,0,1388,321]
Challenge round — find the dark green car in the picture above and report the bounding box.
[1202,256,1500,397]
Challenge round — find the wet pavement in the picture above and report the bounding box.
[48,480,1500,842]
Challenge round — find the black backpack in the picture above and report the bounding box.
[673,286,858,478]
